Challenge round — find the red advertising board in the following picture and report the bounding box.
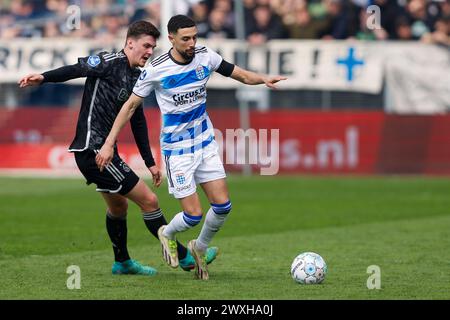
[1,108,449,175]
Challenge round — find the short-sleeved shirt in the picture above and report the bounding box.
[133,46,223,156]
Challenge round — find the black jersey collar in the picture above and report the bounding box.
[168,48,193,65]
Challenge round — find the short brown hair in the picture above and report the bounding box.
[126,20,160,40]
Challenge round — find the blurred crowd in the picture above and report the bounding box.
[0,0,449,45]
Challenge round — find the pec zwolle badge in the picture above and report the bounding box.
[175,172,186,186]
[195,65,205,80]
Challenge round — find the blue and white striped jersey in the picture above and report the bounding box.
[133,46,223,156]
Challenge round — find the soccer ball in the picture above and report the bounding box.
[291,252,327,284]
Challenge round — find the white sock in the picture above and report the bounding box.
[163,211,202,240]
[196,207,228,252]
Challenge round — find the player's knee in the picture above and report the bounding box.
[111,201,128,213]
[211,200,232,215]
[141,193,159,212]
[183,211,203,227]
[182,202,203,217]
[108,205,128,218]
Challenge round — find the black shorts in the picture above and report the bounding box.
[74,149,139,195]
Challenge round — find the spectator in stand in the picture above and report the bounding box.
[130,0,161,27]
[68,19,95,38]
[254,0,271,6]
[188,0,210,38]
[406,0,433,39]
[394,15,414,40]
[171,0,203,16]
[355,5,388,40]
[242,0,257,35]
[0,0,447,41]
[271,0,306,19]
[372,0,407,39]
[95,13,127,41]
[45,0,69,14]
[441,0,450,17]
[284,4,329,39]
[320,0,359,40]
[246,4,287,45]
[43,0,70,36]
[204,6,235,39]
[213,0,234,29]
[421,16,450,46]
[6,0,40,37]
[42,19,61,37]
[0,6,17,39]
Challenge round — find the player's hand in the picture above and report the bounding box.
[148,165,162,187]
[18,74,44,88]
[95,143,114,172]
[148,165,162,188]
[264,76,287,90]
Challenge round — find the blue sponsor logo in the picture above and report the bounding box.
[87,55,101,67]
[139,70,147,80]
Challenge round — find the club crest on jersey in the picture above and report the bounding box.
[87,55,101,67]
[195,65,205,80]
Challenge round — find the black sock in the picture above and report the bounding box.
[106,212,131,263]
[143,209,188,260]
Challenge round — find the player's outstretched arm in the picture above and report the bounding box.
[18,74,44,88]
[96,93,144,172]
[19,63,89,88]
[230,65,287,89]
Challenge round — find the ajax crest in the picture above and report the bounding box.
[121,162,131,173]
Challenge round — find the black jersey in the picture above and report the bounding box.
[41,50,155,167]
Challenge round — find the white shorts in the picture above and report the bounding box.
[164,140,227,199]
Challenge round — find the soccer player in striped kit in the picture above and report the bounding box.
[96,15,286,280]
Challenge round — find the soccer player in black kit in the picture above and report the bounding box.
[18,20,217,276]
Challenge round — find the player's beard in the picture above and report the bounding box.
[178,48,195,62]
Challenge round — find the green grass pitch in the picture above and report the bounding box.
[1,175,450,300]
